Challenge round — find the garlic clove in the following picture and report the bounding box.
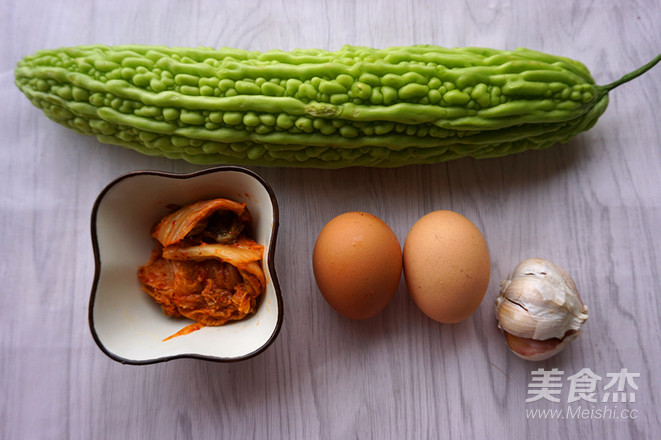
[495,258,588,361]
[494,295,540,338]
[504,332,579,361]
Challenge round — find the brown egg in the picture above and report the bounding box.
[313,212,402,320]
[403,210,490,324]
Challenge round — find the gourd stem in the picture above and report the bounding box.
[601,53,661,92]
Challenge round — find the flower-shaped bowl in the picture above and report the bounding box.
[89,166,282,364]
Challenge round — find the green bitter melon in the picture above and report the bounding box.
[14,44,661,168]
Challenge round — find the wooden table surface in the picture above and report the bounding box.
[2,1,660,438]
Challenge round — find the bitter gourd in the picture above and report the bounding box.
[14,44,661,168]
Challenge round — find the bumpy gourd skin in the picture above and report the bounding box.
[15,44,611,168]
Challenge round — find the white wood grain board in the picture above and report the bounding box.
[2,0,660,439]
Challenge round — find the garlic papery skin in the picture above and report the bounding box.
[495,258,588,361]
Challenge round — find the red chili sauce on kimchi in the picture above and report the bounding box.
[137,198,266,340]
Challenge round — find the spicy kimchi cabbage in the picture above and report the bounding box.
[137,198,266,330]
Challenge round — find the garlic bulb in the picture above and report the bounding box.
[495,258,588,361]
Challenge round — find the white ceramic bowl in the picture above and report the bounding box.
[89,166,282,364]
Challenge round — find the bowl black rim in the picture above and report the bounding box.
[88,166,283,365]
